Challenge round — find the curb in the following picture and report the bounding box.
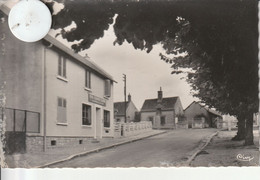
[36,130,167,168]
[184,131,219,166]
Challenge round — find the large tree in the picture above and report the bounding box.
[48,0,258,145]
[159,1,258,145]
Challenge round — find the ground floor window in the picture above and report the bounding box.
[104,110,110,127]
[57,97,67,124]
[175,117,178,124]
[160,116,166,126]
[82,104,91,125]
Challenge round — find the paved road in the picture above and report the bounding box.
[50,129,217,168]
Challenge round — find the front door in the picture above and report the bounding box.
[95,107,102,139]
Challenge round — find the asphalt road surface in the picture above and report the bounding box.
[50,129,217,168]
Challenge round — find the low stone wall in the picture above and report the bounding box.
[26,122,152,153]
[26,135,94,153]
[114,121,152,138]
[26,136,44,153]
[217,121,237,130]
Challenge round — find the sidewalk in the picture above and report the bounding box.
[4,130,166,168]
[191,130,259,167]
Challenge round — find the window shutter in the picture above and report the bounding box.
[87,105,91,125]
[104,79,111,97]
[63,57,66,77]
[82,104,92,125]
[58,56,62,76]
[85,70,91,89]
[104,110,110,127]
[63,99,67,108]
[57,97,67,124]
[58,97,62,107]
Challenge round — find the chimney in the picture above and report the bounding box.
[158,87,163,102]
[128,93,131,102]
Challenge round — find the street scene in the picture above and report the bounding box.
[49,129,217,168]
[0,0,259,168]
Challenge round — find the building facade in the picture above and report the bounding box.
[114,94,138,123]
[140,88,185,129]
[184,101,222,129]
[0,6,115,153]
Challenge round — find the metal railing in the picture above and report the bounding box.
[1,107,40,133]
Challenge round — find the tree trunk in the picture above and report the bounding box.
[244,114,254,146]
[232,116,245,141]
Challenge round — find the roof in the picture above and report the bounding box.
[44,35,116,82]
[0,3,116,82]
[141,97,179,112]
[185,101,222,117]
[114,102,129,116]
[205,108,222,117]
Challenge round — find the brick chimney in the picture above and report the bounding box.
[128,93,131,102]
[157,87,163,102]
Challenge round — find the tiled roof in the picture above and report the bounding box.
[206,108,222,117]
[141,97,179,111]
[185,101,222,117]
[114,102,129,116]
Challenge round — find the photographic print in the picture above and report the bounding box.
[0,0,259,168]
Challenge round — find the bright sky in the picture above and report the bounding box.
[85,22,198,110]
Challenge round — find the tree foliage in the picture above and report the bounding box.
[51,0,115,52]
[48,0,258,144]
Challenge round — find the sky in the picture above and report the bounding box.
[84,22,198,110]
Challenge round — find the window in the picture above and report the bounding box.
[51,140,56,146]
[104,110,110,128]
[148,116,154,125]
[57,97,67,124]
[160,116,166,126]
[85,69,91,89]
[175,117,178,124]
[58,55,66,78]
[82,104,91,125]
[104,79,111,97]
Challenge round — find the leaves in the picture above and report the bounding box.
[50,0,258,116]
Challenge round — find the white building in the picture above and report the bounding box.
[0,4,115,153]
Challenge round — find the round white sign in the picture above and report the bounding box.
[8,0,52,42]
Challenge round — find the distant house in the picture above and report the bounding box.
[218,113,258,130]
[184,101,222,128]
[140,88,185,129]
[217,114,238,130]
[114,94,138,123]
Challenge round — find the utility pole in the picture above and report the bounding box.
[123,74,127,123]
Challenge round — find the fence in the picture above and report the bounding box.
[1,107,40,133]
[114,121,152,137]
[217,120,237,130]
